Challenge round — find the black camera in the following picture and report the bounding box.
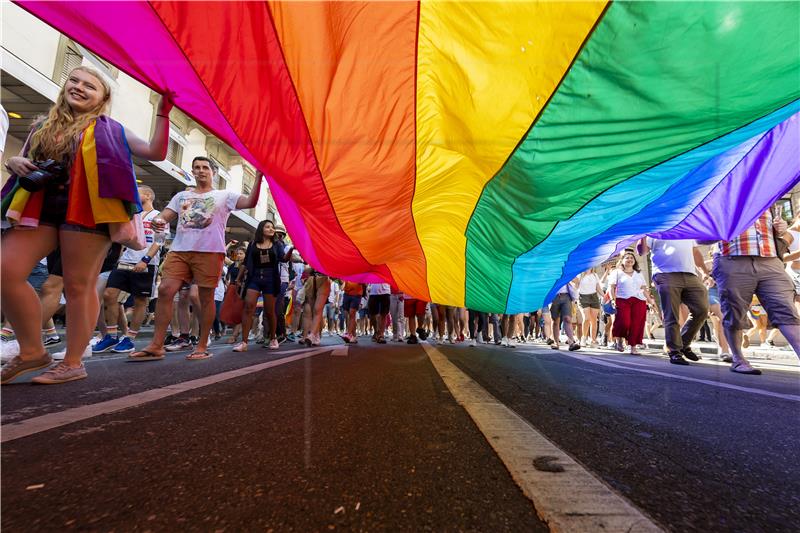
[18,159,67,192]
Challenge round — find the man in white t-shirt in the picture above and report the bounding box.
[368,283,391,344]
[549,282,581,351]
[97,185,163,354]
[131,156,262,361]
[640,237,710,365]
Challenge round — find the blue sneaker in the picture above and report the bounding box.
[92,334,118,353]
[112,336,135,353]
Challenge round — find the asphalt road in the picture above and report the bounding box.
[2,337,798,532]
[1,339,546,532]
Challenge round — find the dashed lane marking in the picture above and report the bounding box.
[422,343,663,533]
[1,347,329,443]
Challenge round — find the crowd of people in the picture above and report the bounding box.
[1,66,799,385]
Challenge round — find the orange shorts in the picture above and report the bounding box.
[161,251,224,288]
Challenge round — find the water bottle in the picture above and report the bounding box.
[153,228,167,245]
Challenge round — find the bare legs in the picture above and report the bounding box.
[138,278,183,355]
[1,226,59,360]
[58,231,112,367]
[582,307,599,343]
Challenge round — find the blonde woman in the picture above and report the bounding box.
[1,67,172,384]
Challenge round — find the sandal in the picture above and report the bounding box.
[186,351,212,361]
[730,361,761,375]
[128,350,165,362]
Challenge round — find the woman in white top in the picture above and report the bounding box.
[608,251,653,355]
[578,268,603,345]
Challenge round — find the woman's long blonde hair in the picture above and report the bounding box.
[28,66,112,163]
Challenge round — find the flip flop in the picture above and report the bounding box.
[730,361,761,375]
[128,350,165,362]
[186,351,212,361]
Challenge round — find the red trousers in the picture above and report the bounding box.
[612,297,647,346]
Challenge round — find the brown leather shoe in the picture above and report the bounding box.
[1,353,53,384]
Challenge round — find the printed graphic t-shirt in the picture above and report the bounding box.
[166,189,241,253]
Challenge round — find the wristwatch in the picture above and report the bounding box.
[142,255,152,264]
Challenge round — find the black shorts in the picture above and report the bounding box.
[45,241,119,278]
[38,183,109,235]
[107,265,157,297]
[46,249,63,277]
[368,294,390,316]
[579,293,601,309]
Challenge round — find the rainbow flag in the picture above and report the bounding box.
[2,116,141,228]
[18,1,799,311]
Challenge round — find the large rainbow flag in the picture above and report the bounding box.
[17,1,800,312]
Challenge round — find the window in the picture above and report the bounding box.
[212,158,230,191]
[166,138,183,166]
[242,168,256,195]
[59,45,83,86]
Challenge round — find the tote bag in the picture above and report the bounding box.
[109,213,146,250]
[219,284,245,325]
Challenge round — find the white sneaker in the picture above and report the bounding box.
[53,344,92,361]
[269,338,280,350]
[1,338,21,363]
[89,336,103,347]
[476,332,484,344]
[500,336,509,347]
[469,338,477,347]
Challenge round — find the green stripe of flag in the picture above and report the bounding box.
[465,1,800,311]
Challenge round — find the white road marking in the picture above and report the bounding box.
[330,346,349,357]
[555,352,800,402]
[1,347,329,443]
[423,343,663,533]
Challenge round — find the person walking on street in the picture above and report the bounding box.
[641,237,710,365]
[549,282,581,351]
[97,186,163,354]
[608,251,653,355]
[129,157,262,361]
[1,67,172,384]
[708,208,800,375]
[234,219,294,352]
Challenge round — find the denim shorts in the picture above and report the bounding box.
[246,268,276,295]
[342,294,361,311]
[707,286,720,307]
[27,262,49,292]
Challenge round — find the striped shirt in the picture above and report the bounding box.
[719,211,776,257]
